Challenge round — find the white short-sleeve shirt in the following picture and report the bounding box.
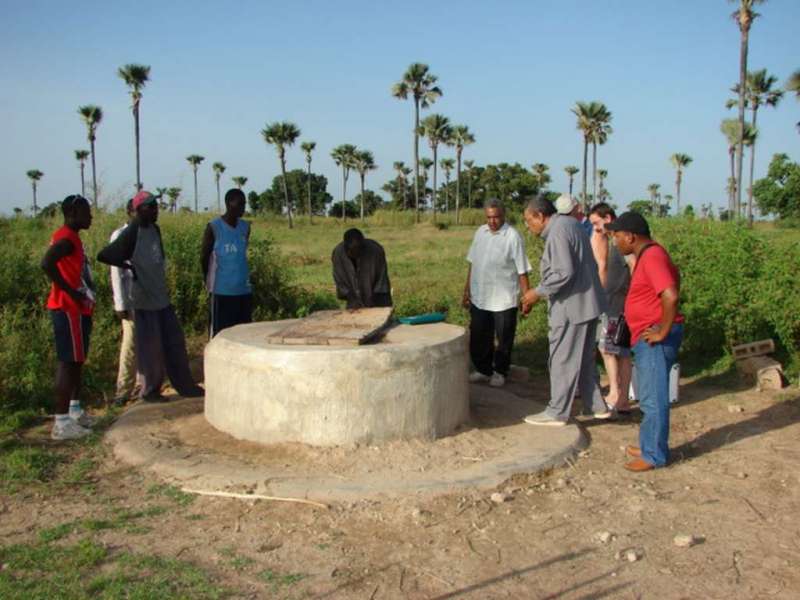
[467,223,532,312]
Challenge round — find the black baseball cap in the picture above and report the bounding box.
[605,211,651,236]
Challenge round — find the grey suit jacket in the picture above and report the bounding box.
[534,215,607,326]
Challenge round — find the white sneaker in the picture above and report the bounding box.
[524,412,567,427]
[489,372,505,387]
[592,409,615,420]
[468,371,491,383]
[70,410,96,428]
[52,420,92,440]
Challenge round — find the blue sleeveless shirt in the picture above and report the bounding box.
[206,217,251,296]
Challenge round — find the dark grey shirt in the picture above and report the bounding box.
[97,221,171,311]
[331,239,392,309]
[604,244,630,318]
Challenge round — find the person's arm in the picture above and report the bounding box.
[591,232,609,288]
[462,264,472,308]
[200,223,215,282]
[523,231,575,310]
[41,238,87,306]
[641,286,679,345]
[97,224,137,269]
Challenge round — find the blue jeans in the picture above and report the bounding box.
[632,323,683,467]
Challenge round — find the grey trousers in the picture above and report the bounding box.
[134,306,202,398]
[545,318,607,421]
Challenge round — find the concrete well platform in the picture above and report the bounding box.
[204,320,470,446]
[105,382,587,502]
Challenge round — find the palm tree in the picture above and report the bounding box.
[419,157,433,210]
[597,169,608,201]
[26,169,43,216]
[787,69,800,132]
[392,161,408,210]
[464,160,475,208]
[532,163,550,190]
[391,63,443,223]
[331,144,357,220]
[440,158,455,212]
[721,119,740,213]
[742,69,782,223]
[647,183,661,215]
[232,176,247,190]
[300,141,316,222]
[262,121,301,229]
[186,155,205,212]
[78,105,102,207]
[448,125,475,224]
[155,187,168,209]
[564,166,579,196]
[353,149,377,222]
[212,162,226,212]
[669,153,693,214]
[730,0,765,217]
[117,63,151,191]
[419,113,451,222]
[572,101,612,209]
[571,101,595,208]
[75,150,89,196]
[166,187,181,213]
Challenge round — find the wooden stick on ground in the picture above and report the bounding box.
[181,487,328,509]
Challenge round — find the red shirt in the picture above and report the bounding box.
[624,243,683,345]
[45,225,93,316]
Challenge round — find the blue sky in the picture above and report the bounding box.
[2,0,799,215]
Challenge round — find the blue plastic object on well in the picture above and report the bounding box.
[397,312,446,325]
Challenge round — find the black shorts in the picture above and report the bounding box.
[210,293,253,338]
[51,310,92,363]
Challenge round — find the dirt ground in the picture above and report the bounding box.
[2,371,799,599]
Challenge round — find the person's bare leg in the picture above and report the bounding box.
[600,350,620,408]
[55,362,79,415]
[616,355,633,411]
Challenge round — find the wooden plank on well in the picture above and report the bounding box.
[267,307,393,346]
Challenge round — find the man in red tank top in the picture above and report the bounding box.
[41,195,96,440]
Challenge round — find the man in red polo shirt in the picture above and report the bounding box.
[607,212,684,471]
[41,195,96,440]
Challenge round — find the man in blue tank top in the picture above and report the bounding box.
[201,188,252,337]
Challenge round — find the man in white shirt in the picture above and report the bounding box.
[463,199,532,387]
[109,199,139,405]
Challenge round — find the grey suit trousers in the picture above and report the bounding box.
[545,318,606,421]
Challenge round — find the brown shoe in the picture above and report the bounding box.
[624,458,655,472]
[625,445,641,458]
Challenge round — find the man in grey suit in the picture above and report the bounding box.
[520,195,612,426]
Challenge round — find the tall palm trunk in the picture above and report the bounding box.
[747,107,759,225]
[80,163,85,197]
[192,167,198,212]
[591,142,598,205]
[359,173,366,222]
[306,160,313,224]
[568,174,574,195]
[468,171,473,208]
[90,137,98,208]
[581,138,589,210]
[341,167,348,221]
[413,99,420,223]
[676,172,682,214]
[729,147,736,214]
[444,173,450,213]
[31,182,38,216]
[455,150,462,225]
[431,146,438,223]
[215,177,221,213]
[280,155,293,229]
[134,100,142,190]
[735,26,749,218]
[402,176,408,210]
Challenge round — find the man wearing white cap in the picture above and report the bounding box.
[555,193,593,236]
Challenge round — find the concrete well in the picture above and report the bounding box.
[204,320,470,446]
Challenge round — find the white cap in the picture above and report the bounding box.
[554,193,578,215]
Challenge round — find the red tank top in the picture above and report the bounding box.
[45,225,93,315]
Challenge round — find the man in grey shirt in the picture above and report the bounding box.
[98,191,203,401]
[520,196,612,426]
